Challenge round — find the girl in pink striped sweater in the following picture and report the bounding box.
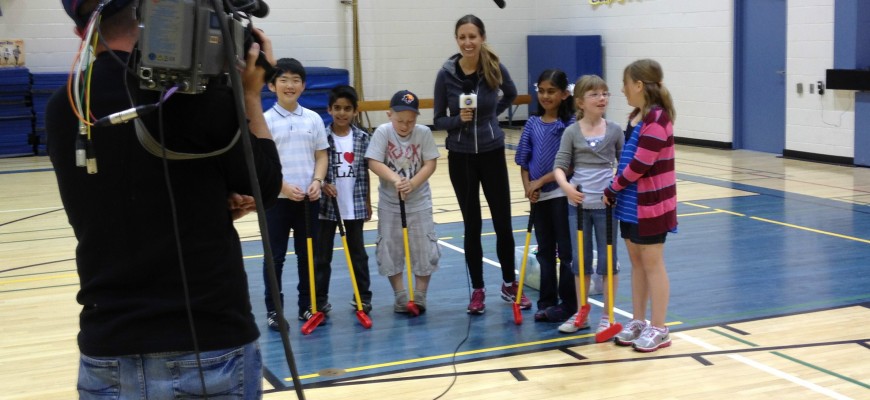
[603,59,677,353]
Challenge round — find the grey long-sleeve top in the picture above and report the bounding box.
[553,120,624,208]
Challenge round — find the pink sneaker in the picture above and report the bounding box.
[467,288,486,314]
[500,282,532,310]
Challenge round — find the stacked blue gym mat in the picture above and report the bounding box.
[0,67,35,157]
[31,73,69,155]
[260,66,350,127]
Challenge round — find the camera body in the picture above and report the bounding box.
[137,0,263,94]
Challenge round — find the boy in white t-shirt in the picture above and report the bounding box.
[365,90,440,313]
[262,58,328,330]
[315,85,373,314]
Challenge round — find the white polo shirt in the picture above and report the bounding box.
[264,102,328,196]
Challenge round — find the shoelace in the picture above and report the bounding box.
[566,313,578,323]
[627,320,645,332]
[642,326,665,338]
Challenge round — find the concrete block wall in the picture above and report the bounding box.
[0,0,856,157]
[529,0,734,144]
[786,0,855,158]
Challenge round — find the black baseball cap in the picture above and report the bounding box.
[62,0,135,29]
[389,90,420,114]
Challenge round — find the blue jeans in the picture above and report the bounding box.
[568,204,619,276]
[77,341,262,399]
[263,198,320,315]
[532,196,575,311]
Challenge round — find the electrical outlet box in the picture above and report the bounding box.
[809,84,815,94]
[797,82,803,94]
[817,81,825,95]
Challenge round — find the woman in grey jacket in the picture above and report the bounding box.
[434,14,527,314]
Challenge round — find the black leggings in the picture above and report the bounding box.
[448,148,515,289]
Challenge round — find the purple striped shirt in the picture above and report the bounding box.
[515,115,575,193]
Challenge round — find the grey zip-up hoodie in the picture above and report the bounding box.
[434,54,517,154]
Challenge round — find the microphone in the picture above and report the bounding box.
[459,80,477,110]
[493,0,506,9]
[250,0,269,18]
[459,79,477,131]
[228,0,270,18]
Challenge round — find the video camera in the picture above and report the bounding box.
[137,0,270,94]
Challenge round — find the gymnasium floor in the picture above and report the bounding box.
[1,130,869,399]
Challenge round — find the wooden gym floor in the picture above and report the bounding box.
[1,129,868,399]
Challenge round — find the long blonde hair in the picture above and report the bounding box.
[455,15,502,90]
[624,59,676,121]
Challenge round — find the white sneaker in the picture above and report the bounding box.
[614,319,647,346]
[633,325,672,352]
[558,312,590,333]
[595,316,611,334]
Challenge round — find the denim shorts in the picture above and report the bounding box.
[77,341,262,399]
[620,221,668,245]
[568,205,619,276]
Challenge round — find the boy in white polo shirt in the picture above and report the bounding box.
[262,58,329,330]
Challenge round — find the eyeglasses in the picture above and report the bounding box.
[585,92,611,99]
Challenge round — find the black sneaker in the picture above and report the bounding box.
[299,303,332,321]
[350,298,374,314]
[542,305,571,322]
[266,311,285,331]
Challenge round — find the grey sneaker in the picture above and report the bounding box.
[614,319,647,346]
[394,290,409,313]
[633,325,671,352]
[595,316,611,334]
[413,290,427,314]
[558,312,590,333]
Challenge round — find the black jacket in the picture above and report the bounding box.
[433,54,517,153]
[46,51,282,356]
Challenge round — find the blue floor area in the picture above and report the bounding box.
[243,174,870,390]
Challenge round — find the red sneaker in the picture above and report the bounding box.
[467,288,486,314]
[500,281,532,309]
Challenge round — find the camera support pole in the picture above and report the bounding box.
[209,0,306,397]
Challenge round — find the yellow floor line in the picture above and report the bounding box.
[751,216,870,244]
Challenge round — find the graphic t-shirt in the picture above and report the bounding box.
[365,123,440,213]
[331,133,356,219]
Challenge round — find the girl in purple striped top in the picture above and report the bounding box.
[515,69,576,323]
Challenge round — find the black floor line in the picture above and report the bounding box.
[692,355,714,366]
[719,324,751,336]
[559,347,587,361]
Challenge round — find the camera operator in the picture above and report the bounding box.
[47,1,281,397]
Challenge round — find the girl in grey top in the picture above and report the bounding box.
[553,75,624,334]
